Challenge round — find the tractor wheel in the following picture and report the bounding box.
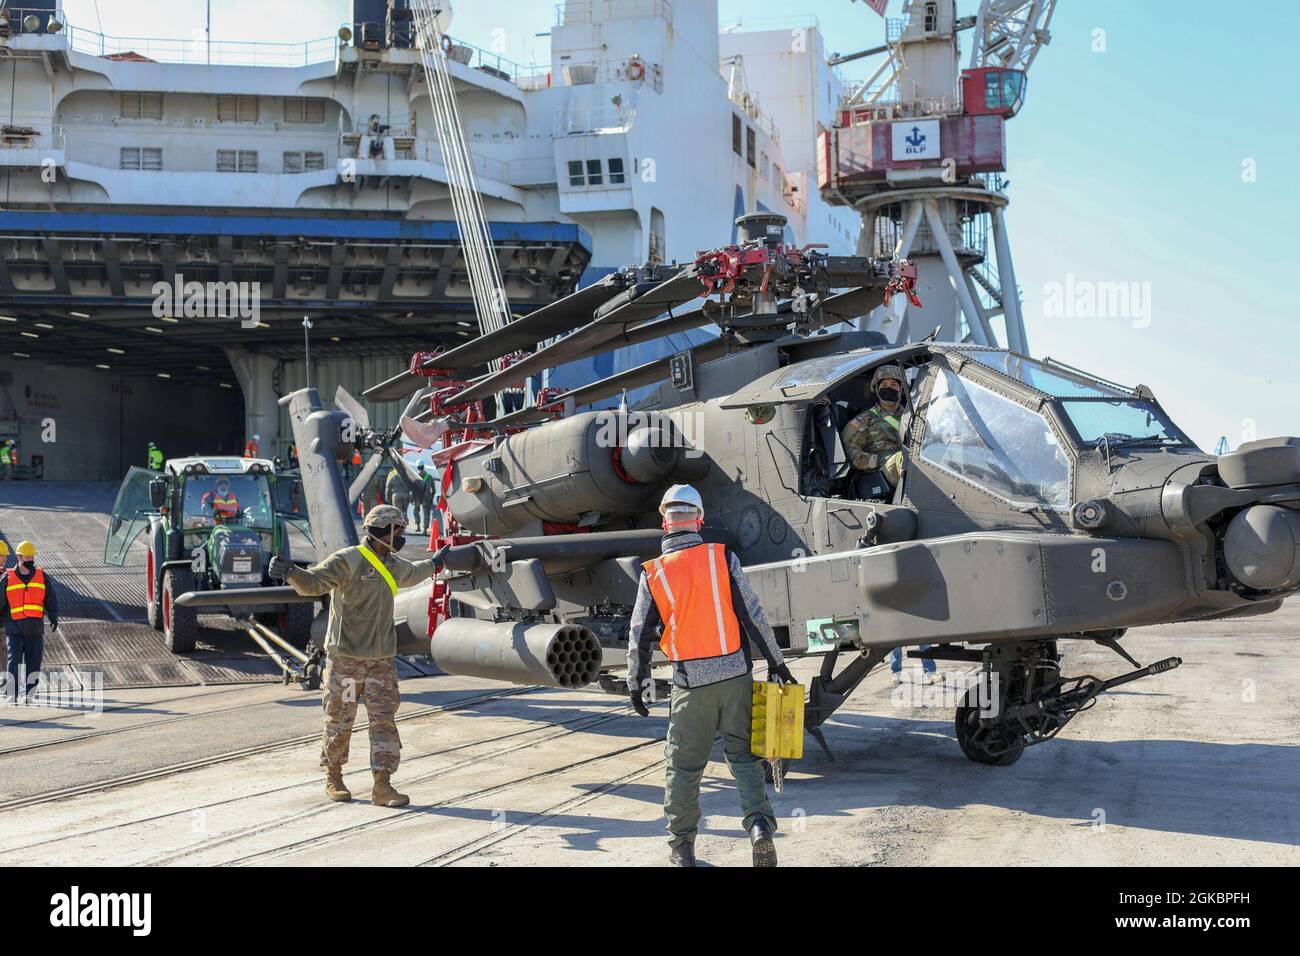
[162,567,200,654]
[954,687,1024,767]
[278,602,315,648]
[145,550,163,631]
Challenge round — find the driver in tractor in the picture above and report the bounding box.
[843,364,907,494]
[201,477,241,523]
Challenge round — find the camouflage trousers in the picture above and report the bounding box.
[320,655,402,772]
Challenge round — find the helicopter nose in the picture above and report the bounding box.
[1222,505,1300,591]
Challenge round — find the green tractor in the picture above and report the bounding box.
[105,456,315,653]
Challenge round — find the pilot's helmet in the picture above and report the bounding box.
[870,364,906,392]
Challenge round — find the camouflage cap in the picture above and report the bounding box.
[363,504,407,529]
[870,364,906,390]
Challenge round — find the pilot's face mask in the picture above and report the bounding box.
[875,383,903,407]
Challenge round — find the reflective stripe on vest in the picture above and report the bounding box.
[644,543,741,662]
[357,545,398,596]
[869,404,901,433]
[4,568,47,620]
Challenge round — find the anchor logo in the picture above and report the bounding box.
[905,126,926,148]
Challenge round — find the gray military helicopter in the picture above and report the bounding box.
[192,212,1300,766]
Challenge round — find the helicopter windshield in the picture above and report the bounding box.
[1058,400,1195,449]
[957,350,1127,398]
[181,474,274,530]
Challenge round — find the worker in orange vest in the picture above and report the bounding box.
[626,484,795,867]
[243,433,260,458]
[2,541,59,701]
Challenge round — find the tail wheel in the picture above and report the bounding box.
[162,567,199,654]
[955,686,1024,766]
[145,550,163,631]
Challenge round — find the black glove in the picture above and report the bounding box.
[630,684,650,717]
[267,555,291,580]
[773,663,796,686]
[49,619,58,632]
[430,544,449,569]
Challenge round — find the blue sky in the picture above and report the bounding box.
[60,0,1299,450]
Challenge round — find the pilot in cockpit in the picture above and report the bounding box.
[842,364,907,492]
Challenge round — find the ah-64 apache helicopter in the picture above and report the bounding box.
[189,212,1300,767]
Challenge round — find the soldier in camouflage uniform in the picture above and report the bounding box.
[842,364,907,488]
[270,505,446,807]
[384,465,412,526]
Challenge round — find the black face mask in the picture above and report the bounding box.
[368,526,406,554]
[20,560,35,572]
[876,386,903,406]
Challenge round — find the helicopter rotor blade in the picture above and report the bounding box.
[383,443,422,498]
[399,386,432,423]
[334,385,371,433]
[348,452,383,507]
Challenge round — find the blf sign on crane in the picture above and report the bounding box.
[891,120,939,161]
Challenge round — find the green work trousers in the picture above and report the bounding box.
[663,672,775,847]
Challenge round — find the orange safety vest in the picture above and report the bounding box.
[243,440,258,458]
[204,492,240,518]
[4,568,46,621]
[644,543,742,662]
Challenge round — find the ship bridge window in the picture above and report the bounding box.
[282,97,325,124]
[732,113,742,156]
[217,95,260,123]
[920,367,1071,509]
[120,92,163,121]
[217,150,259,173]
[120,147,162,171]
[608,157,626,184]
[585,159,602,185]
[746,126,756,167]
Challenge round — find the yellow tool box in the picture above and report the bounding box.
[750,679,804,761]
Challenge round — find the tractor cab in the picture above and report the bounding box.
[103,456,313,654]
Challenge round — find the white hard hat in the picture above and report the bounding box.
[253,433,261,441]
[659,483,703,516]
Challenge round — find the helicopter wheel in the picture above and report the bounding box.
[954,686,1024,766]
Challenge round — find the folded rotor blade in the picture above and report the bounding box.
[334,385,371,432]
[453,268,703,405]
[361,273,632,402]
[348,452,383,506]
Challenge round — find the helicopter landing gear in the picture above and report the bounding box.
[954,640,1184,766]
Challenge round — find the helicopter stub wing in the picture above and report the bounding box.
[361,272,633,402]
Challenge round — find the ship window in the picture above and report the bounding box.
[120,147,162,171]
[282,97,325,124]
[217,149,259,173]
[649,207,666,264]
[746,126,756,167]
[760,151,769,180]
[283,151,325,173]
[567,160,584,186]
[120,92,163,121]
[585,159,602,185]
[732,113,742,155]
[217,95,260,123]
[608,157,625,184]
[920,367,1070,509]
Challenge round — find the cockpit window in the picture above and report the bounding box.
[921,368,1071,509]
[181,474,274,530]
[1059,399,1195,449]
[958,350,1127,398]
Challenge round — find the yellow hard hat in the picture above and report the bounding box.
[0,541,8,557]
[15,541,36,558]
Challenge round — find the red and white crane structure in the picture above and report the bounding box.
[820,0,1056,350]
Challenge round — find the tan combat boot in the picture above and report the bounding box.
[371,770,410,807]
[325,766,351,802]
